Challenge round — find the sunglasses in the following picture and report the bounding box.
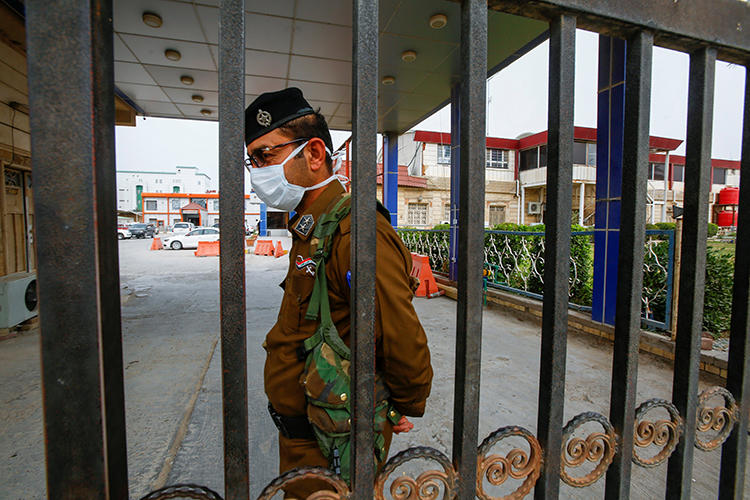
[245,138,309,169]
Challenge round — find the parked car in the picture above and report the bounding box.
[171,222,195,234]
[163,227,220,250]
[127,223,155,238]
[117,228,131,240]
[147,223,159,235]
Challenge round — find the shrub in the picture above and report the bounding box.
[707,222,719,238]
[655,222,676,231]
[432,223,450,230]
[702,247,734,337]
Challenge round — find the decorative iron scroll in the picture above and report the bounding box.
[397,230,450,275]
[139,484,224,500]
[476,426,542,499]
[695,386,739,451]
[560,412,617,487]
[374,446,457,500]
[632,398,683,467]
[257,466,350,500]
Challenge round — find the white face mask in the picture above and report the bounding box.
[248,140,340,211]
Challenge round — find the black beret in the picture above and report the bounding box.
[244,87,315,146]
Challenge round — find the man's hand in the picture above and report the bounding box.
[392,416,414,434]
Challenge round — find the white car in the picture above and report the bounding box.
[162,227,219,250]
[171,222,195,234]
[117,228,131,240]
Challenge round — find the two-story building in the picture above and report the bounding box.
[140,191,262,231]
[116,165,212,213]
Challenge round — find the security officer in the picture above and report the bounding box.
[245,88,433,498]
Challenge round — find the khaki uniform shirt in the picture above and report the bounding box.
[263,181,433,417]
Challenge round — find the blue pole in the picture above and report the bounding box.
[449,84,461,281]
[592,36,626,325]
[383,132,399,227]
[259,202,267,236]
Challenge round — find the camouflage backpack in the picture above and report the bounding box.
[298,193,401,484]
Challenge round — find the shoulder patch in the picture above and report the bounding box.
[293,214,315,237]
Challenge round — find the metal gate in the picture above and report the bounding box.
[24,0,749,498]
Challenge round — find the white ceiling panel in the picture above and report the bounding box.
[288,56,351,86]
[176,103,218,118]
[114,0,205,42]
[207,47,290,79]
[295,0,352,26]
[292,21,351,61]
[306,100,340,116]
[120,34,216,71]
[163,87,218,106]
[138,100,181,115]
[145,66,219,91]
[114,34,138,62]
[115,61,157,85]
[196,7,294,53]
[199,0,296,17]
[287,80,350,103]
[245,75,288,95]
[116,83,170,102]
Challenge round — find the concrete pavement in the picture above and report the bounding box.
[0,236,746,499]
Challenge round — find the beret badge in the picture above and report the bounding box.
[256,109,272,127]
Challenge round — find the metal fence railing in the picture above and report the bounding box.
[398,228,675,330]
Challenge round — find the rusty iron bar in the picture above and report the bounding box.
[92,0,130,497]
[666,46,716,499]
[604,30,653,499]
[26,0,111,497]
[719,60,750,500]
[350,0,378,496]
[218,1,249,498]
[534,13,575,500]
[452,1,486,498]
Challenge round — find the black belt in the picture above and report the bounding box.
[268,402,315,440]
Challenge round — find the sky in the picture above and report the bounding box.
[115,30,747,186]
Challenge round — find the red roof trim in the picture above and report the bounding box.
[649,154,740,169]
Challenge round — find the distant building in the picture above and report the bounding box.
[397,128,740,227]
[141,192,263,230]
[116,166,212,212]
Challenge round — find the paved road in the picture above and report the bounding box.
[0,236,747,499]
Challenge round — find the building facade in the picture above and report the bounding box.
[116,165,212,213]
[396,128,740,228]
[141,191,262,230]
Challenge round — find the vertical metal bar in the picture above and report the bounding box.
[92,0,129,497]
[449,84,461,282]
[666,46,716,499]
[664,229,675,329]
[452,1,486,498]
[534,14,575,500]
[26,1,107,497]
[604,30,653,500]
[718,63,750,500]
[350,0,378,496]
[219,1,249,498]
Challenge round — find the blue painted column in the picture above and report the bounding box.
[259,202,267,236]
[592,36,626,325]
[449,84,461,281]
[383,132,399,226]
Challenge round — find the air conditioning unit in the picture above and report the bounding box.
[528,201,542,215]
[0,272,38,329]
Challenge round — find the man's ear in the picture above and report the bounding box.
[306,138,328,172]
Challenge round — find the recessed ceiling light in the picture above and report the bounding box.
[192,94,204,103]
[401,50,417,63]
[142,12,163,28]
[381,76,396,85]
[200,109,212,116]
[180,75,194,85]
[429,13,447,29]
[164,49,181,61]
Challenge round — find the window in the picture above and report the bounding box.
[539,145,547,168]
[213,200,220,211]
[192,198,207,208]
[145,200,157,211]
[489,205,505,226]
[171,199,182,210]
[587,143,597,166]
[713,167,727,185]
[444,204,451,223]
[519,148,538,171]
[437,144,451,164]
[407,203,428,225]
[649,163,665,181]
[173,186,180,193]
[673,165,684,182]
[485,148,509,169]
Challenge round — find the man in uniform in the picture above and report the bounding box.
[245,88,433,498]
